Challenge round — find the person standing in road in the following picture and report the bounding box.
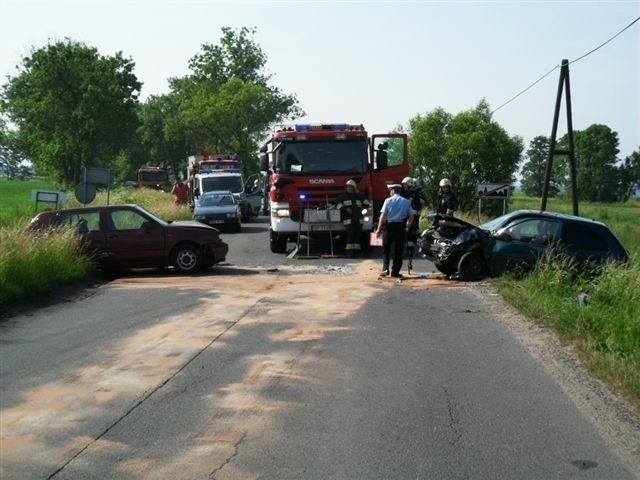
[375,184,415,278]
[437,178,458,215]
[334,179,370,258]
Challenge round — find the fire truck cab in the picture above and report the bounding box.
[260,123,408,254]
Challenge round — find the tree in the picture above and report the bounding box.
[520,135,568,197]
[0,39,141,186]
[408,100,523,213]
[560,124,620,202]
[136,94,190,178]
[616,147,640,201]
[168,27,303,176]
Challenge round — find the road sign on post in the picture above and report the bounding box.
[31,190,68,212]
[75,182,97,204]
[81,167,116,205]
[477,182,511,216]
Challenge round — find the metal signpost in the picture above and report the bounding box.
[31,190,68,212]
[75,167,116,205]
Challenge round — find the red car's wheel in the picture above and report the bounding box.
[172,243,203,274]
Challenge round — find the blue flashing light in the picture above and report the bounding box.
[298,193,307,200]
[292,123,362,132]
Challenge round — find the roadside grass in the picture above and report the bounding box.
[0,225,92,306]
[493,253,640,412]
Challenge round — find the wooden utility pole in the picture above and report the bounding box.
[541,59,579,216]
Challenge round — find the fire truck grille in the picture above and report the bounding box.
[295,186,344,205]
[288,186,343,222]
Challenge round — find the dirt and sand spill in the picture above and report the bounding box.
[0,260,460,478]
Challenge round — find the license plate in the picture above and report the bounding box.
[209,220,224,224]
[311,224,333,231]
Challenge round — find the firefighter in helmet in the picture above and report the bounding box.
[400,176,428,272]
[334,179,370,258]
[437,178,458,215]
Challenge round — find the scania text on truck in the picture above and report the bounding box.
[259,123,409,253]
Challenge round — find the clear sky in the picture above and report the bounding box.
[1,1,639,160]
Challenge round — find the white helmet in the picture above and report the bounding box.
[439,178,452,187]
[346,179,357,189]
[401,176,415,187]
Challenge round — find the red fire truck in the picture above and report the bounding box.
[259,123,409,253]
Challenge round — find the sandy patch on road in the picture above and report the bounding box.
[1,260,462,477]
[4,261,637,478]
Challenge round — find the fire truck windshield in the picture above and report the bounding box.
[274,139,367,174]
[201,175,243,194]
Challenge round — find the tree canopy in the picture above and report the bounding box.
[165,27,304,176]
[519,127,637,203]
[520,135,567,197]
[570,124,621,202]
[408,100,523,213]
[0,39,141,186]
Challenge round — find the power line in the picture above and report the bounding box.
[570,16,640,65]
[491,64,559,114]
[491,16,640,115]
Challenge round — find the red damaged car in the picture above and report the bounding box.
[28,204,228,274]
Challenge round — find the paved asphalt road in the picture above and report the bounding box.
[1,217,638,479]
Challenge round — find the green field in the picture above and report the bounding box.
[0,176,63,226]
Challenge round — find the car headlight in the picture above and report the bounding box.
[195,215,206,220]
[276,209,290,218]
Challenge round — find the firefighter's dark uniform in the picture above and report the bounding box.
[437,189,458,215]
[400,186,427,265]
[334,190,370,257]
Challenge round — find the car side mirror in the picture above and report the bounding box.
[495,228,512,242]
[141,221,155,231]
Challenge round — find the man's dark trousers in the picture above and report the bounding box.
[383,222,406,275]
